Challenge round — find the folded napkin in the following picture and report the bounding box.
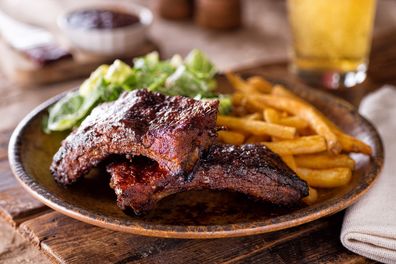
[341,86,396,264]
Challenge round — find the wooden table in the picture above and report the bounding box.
[1,1,396,263]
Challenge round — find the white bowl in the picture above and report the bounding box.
[57,1,153,56]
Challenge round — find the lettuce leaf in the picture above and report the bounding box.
[45,49,231,133]
[217,94,232,115]
[185,49,216,79]
[47,91,100,131]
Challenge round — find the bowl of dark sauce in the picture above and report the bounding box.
[66,9,140,30]
[58,2,153,55]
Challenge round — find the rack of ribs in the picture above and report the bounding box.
[50,89,219,185]
[107,144,309,214]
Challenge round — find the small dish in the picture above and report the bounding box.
[57,2,153,56]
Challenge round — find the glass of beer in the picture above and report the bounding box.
[287,0,377,89]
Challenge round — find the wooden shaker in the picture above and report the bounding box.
[157,0,194,20]
[195,0,242,30]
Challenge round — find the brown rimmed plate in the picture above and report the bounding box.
[8,72,383,239]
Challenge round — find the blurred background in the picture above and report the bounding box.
[0,0,395,70]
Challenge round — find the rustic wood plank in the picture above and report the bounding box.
[0,129,49,226]
[0,78,81,131]
[0,217,51,264]
[0,129,17,191]
[18,212,369,264]
[0,187,48,227]
[0,160,17,191]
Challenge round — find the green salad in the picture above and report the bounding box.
[45,49,231,133]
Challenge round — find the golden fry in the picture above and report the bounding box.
[264,108,279,123]
[264,108,308,129]
[271,85,372,155]
[232,106,249,117]
[280,155,297,171]
[262,135,327,155]
[247,94,341,154]
[245,112,262,121]
[279,116,309,130]
[271,84,301,100]
[232,92,247,106]
[334,130,372,155]
[271,136,283,142]
[245,135,270,143]
[233,92,266,113]
[247,76,273,93]
[295,153,355,170]
[303,187,318,205]
[295,167,352,188]
[217,115,296,139]
[223,74,372,197]
[226,72,255,93]
[218,131,245,145]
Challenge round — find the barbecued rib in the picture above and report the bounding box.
[51,89,219,185]
[107,144,309,214]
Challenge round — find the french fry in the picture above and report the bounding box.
[271,85,372,155]
[278,116,309,130]
[217,115,296,139]
[233,92,266,113]
[245,112,262,121]
[271,136,283,142]
[262,135,327,155]
[247,76,273,93]
[232,92,246,106]
[271,84,301,99]
[245,135,270,143]
[280,155,297,171]
[303,187,318,205]
[295,153,355,170]
[264,108,308,129]
[247,94,341,154]
[264,108,279,123]
[226,72,255,93]
[224,73,372,201]
[280,111,289,118]
[232,106,249,117]
[218,131,245,145]
[334,129,372,155]
[295,167,352,188]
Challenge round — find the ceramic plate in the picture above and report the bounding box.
[9,74,383,238]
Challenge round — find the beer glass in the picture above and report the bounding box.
[287,0,377,89]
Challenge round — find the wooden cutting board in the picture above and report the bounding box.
[0,38,159,87]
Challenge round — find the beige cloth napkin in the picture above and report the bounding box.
[341,86,396,264]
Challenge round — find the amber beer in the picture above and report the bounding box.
[287,0,376,88]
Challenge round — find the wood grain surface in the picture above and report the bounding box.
[18,211,374,264]
[0,39,158,87]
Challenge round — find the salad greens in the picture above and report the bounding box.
[46,49,231,132]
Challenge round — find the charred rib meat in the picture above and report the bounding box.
[51,89,219,185]
[107,144,309,214]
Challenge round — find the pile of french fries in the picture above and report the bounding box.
[218,73,372,204]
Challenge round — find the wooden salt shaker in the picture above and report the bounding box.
[195,0,242,30]
[157,0,194,20]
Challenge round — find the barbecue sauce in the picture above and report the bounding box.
[67,9,140,30]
